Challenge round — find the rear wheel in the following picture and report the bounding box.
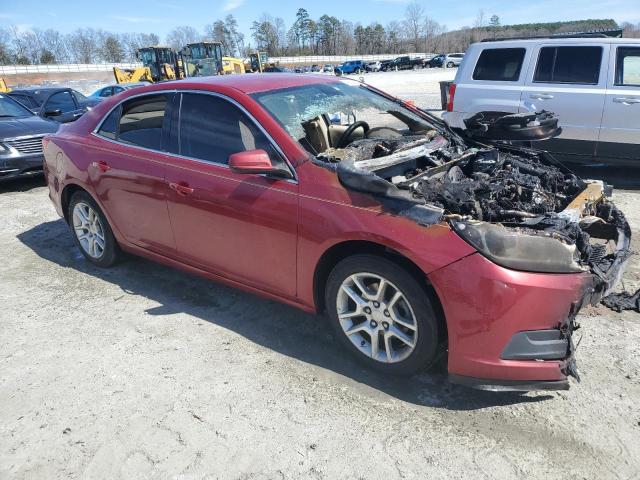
[447,61,455,68]
[325,254,440,376]
[69,191,121,267]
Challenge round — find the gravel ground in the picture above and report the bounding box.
[1,70,639,480]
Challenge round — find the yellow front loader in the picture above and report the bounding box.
[113,46,182,84]
[0,78,11,92]
[222,56,245,74]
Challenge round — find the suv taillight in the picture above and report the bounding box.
[446,83,456,112]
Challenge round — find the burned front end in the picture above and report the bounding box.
[252,80,631,390]
[320,113,630,389]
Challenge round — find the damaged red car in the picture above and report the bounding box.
[43,75,631,391]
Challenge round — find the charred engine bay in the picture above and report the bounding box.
[327,132,633,308]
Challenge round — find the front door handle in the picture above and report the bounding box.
[530,93,554,100]
[169,182,194,196]
[92,160,110,172]
[613,97,640,104]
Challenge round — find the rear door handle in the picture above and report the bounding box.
[530,93,554,100]
[169,182,194,196]
[92,160,110,172]
[613,97,640,104]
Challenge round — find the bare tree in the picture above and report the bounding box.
[404,2,424,52]
[68,28,99,63]
[165,26,201,51]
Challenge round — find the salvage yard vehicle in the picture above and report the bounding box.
[113,46,182,84]
[443,36,640,166]
[180,42,224,77]
[89,82,149,99]
[0,93,58,181]
[335,60,367,76]
[43,74,630,391]
[9,87,100,123]
[381,55,425,71]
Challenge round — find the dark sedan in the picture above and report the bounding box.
[0,93,58,181]
[9,87,101,123]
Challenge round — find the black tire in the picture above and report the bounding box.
[447,62,455,68]
[325,254,441,376]
[68,191,121,267]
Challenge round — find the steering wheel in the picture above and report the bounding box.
[337,121,370,148]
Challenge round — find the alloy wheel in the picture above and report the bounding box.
[72,202,106,259]
[336,272,418,363]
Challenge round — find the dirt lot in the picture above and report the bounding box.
[1,70,640,479]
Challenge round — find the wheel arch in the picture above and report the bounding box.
[313,240,447,343]
[60,182,90,223]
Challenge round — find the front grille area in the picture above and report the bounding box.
[6,136,45,155]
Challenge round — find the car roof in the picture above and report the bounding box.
[476,37,640,47]
[157,73,343,94]
[9,87,72,100]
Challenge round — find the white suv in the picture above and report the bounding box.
[443,36,640,166]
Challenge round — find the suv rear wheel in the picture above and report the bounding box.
[325,254,440,375]
[69,191,121,267]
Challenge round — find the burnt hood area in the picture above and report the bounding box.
[312,110,636,313]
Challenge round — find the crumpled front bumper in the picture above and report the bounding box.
[427,177,631,391]
[429,252,589,390]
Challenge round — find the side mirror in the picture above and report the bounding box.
[228,149,292,179]
[44,109,62,117]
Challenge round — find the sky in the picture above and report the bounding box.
[1,0,638,43]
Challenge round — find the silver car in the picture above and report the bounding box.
[443,36,640,166]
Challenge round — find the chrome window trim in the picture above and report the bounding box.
[91,88,297,183]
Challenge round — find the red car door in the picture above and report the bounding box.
[163,92,298,298]
[90,93,176,255]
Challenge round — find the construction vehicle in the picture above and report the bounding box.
[113,46,182,84]
[0,78,11,93]
[222,56,245,75]
[180,42,223,77]
[247,51,270,73]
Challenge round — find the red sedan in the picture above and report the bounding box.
[43,75,629,391]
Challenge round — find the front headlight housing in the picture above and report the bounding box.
[452,220,585,273]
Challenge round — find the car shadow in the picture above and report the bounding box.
[0,175,46,193]
[18,219,556,411]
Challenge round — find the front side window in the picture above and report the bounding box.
[473,48,525,81]
[116,94,169,150]
[615,47,640,86]
[46,91,76,113]
[178,93,283,167]
[100,88,113,97]
[534,46,602,84]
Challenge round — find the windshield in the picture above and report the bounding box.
[252,81,432,141]
[0,94,33,118]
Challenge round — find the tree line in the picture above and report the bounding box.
[0,2,631,65]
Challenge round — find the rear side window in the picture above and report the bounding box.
[615,47,640,86]
[473,48,526,81]
[117,94,169,150]
[534,46,602,84]
[178,93,283,167]
[46,91,76,113]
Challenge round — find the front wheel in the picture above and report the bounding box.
[447,62,455,68]
[325,254,441,376]
[69,191,121,267]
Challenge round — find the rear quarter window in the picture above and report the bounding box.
[473,48,526,81]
